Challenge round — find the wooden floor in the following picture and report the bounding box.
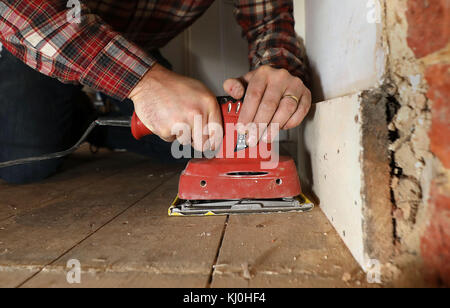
[0,145,372,288]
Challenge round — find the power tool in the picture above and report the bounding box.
[132,96,314,216]
[0,96,313,216]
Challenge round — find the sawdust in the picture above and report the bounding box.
[241,263,252,280]
[342,272,351,282]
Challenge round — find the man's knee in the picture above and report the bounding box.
[0,159,63,184]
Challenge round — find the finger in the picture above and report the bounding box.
[155,125,176,143]
[176,131,191,145]
[241,70,256,84]
[283,88,312,130]
[207,104,224,151]
[191,112,208,152]
[237,71,268,134]
[252,81,287,144]
[263,83,302,143]
[223,78,246,100]
[223,69,256,100]
[160,135,176,143]
[171,122,192,145]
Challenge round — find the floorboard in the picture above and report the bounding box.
[210,210,373,288]
[0,148,183,287]
[22,174,226,288]
[0,146,147,221]
[0,148,375,288]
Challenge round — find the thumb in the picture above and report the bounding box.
[223,78,246,100]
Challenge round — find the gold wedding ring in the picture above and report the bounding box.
[282,94,300,104]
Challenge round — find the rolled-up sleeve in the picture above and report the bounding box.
[0,0,155,100]
[234,0,309,84]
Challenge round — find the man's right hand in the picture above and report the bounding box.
[128,63,223,152]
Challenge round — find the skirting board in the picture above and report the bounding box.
[297,91,394,271]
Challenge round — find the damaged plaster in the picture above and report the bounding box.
[383,0,449,285]
[386,0,432,253]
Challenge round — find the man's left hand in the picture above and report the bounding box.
[223,65,311,145]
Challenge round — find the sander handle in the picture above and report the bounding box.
[130,96,239,140]
[131,112,153,140]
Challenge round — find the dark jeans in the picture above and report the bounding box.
[0,47,176,184]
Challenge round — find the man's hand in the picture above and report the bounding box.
[129,63,223,152]
[223,65,311,145]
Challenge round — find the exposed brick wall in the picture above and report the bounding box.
[425,64,450,169]
[406,0,450,286]
[421,185,450,285]
[421,62,450,286]
[406,0,450,58]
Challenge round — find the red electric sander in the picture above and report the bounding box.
[0,96,313,216]
[131,96,313,216]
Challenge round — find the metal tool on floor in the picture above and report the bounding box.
[0,96,313,216]
[132,96,314,216]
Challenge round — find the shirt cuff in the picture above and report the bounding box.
[252,47,309,86]
[80,35,155,101]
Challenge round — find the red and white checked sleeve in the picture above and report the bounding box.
[234,0,309,85]
[0,0,155,101]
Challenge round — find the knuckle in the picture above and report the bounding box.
[284,123,294,130]
[258,65,270,73]
[304,98,312,110]
[188,107,203,118]
[305,88,311,97]
[262,99,279,112]
[203,94,216,104]
[186,110,204,125]
[270,69,291,84]
[304,92,312,107]
[283,99,298,114]
[293,77,305,87]
[279,68,289,76]
[247,88,264,100]
[159,128,172,139]
[286,121,300,129]
[306,97,312,109]
[203,95,217,109]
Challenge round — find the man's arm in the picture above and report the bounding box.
[234,0,308,83]
[0,0,154,101]
[0,1,222,151]
[224,0,311,144]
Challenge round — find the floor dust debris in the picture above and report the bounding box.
[241,263,252,280]
[342,272,352,282]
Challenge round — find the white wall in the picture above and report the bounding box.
[305,0,386,101]
[294,0,306,40]
[162,0,249,95]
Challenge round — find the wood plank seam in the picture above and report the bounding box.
[14,172,179,288]
[206,215,229,288]
[0,158,149,223]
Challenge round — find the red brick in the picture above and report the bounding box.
[425,64,450,168]
[406,0,450,58]
[420,184,450,286]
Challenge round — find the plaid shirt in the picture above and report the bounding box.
[0,0,307,101]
